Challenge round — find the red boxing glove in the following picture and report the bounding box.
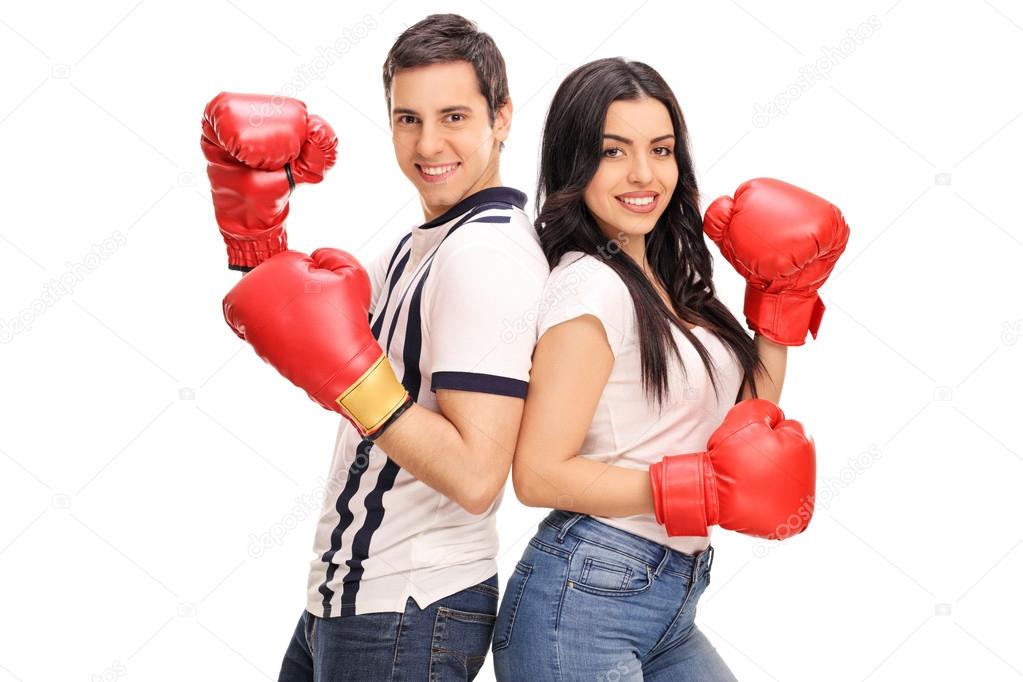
[649,399,816,540]
[704,178,849,345]
[222,249,411,438]
[201,92,339,271]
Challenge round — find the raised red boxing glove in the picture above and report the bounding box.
[704,178,849,346]
[649,399,816,540]
[201,92,339,271]
[222,249,411,439]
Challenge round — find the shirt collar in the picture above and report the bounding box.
[418,186,527,230]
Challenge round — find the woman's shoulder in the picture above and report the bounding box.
[547,251,629,294]
[539,251,634,355]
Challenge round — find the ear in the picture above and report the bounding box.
[493,98,513,143]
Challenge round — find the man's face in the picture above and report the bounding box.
[389,61,511,221]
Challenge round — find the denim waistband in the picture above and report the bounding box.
[540,510,715,582]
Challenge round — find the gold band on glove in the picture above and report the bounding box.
[336,353,411,438]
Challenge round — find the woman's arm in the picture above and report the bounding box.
[512,315,656,517]
[739,332,788,404]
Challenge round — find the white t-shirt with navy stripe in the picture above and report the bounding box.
[537,251,745,555]
[305,187,548,618]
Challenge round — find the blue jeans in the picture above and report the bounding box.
[278,575,498,681]
[493,511,736,681]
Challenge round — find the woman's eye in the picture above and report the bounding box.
[653,146,673,156]
[603,147,623,158]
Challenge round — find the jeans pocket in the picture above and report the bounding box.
[429,606,497,681]
[492,561,533,652]
[567,541,653,597]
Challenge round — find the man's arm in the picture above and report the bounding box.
[373,233,546,514]
[201,92,337,271]
[373,390,524,515]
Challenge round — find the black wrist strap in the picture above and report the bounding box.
[366,396,414,442]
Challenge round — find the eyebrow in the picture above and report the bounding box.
[392,105,472,116]
[603,133,675,144]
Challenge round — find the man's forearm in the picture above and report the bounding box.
[372,403,506,514]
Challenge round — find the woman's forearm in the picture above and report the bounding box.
[514,456,655,517]
[750,332,788,403]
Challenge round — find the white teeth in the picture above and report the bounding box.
[620,196,654,206]
[421,164,457,176]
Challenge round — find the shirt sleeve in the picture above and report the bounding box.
[537,256,630,358]
[424,238,547,399]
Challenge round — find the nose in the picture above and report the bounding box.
[627,153,654,186]
[416,120,444,158]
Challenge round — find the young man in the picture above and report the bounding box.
[202,14,548,681]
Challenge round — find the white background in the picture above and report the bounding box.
[1,0,1021,680]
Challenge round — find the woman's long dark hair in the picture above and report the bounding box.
[535,58,765,407]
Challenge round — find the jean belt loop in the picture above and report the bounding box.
[653,546,671,579]
[555,512,583,543]
[704,545,715,580]
[686,555,698,591]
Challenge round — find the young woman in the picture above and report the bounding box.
[492,58,844,680]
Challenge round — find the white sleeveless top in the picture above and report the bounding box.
[537,251,745,554]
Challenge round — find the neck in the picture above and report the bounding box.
[419,173,503,223]
[621,235,648,272]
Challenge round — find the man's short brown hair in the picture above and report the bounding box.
[382,13,509,125]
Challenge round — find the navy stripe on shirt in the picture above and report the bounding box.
[315,194,524,615]
[431,371,528,398]
[371,249,410,340]
[337,259,434,613]
[317,438,373,617]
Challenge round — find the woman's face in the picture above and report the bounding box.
[583,96,678,248]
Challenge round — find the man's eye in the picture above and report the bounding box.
[398,115,418,125]
[447,113,465,123]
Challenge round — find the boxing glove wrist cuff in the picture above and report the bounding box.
[335,352,412,438]
[650,453,712,537]
[223,229,289,271]
[743,287,826,346]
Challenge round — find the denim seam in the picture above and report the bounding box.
[435,607,496,626]
[558,533,654,567]
[677,568,700,619]
[653,547,671,579]
[306,613,317,659]
[645,570,700,658]
[661,568,694,579]
[429,607,495,679]
[644,620,695,663]
[554,513,584,541]
[427,607,449,681]
[554,546,574,633]
[646,597,688,657]
[391,599,408,675]
[467,582,500,598]
[554,567,568,682]
[492,562,533,652]
[529,537,573,560]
